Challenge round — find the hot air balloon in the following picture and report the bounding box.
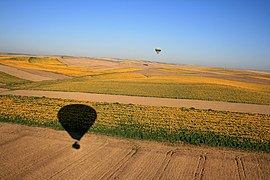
[155,47,161,54]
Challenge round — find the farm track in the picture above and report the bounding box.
[0,122,269,180]
[1,89,270,114]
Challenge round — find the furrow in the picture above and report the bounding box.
[0,133,27,147]
[152,150,175,180]
[99,147,139,179]
[1,137,65,179]
[193,153,207,180]
[49,140,109,179]
[236,156,246,180]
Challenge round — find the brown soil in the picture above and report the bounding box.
[0,64,70,82]
[0,88,9,92]
[0,122,269,180]
[19,68,71,80]
[59,57,180,71]
[1,90,269,114]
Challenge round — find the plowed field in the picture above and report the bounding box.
[1,123,269,180]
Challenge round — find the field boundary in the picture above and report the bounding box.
[1,89,269,114]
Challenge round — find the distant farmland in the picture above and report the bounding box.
[1,55,269,105]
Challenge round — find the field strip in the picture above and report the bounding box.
[0,64,54,81]
[1,122,270,179]
[1,89,269,114]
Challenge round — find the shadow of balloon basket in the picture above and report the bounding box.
[58,104,97,149]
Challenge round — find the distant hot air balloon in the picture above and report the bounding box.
[155,47,161,54]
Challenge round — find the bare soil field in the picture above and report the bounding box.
[0,64,70,81]
[1,89,269,114]
[59,57,175,70]
[1,122,269,180]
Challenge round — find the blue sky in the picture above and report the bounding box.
[0,0,269,70]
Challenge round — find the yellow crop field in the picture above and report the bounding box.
[251,76,270,81]
[160,76,266,92]
[1,95,269,151]
[90,74,269,93]
[0,56,140,77]
[179,66,244,74]
[153,68,196,74]
[93,68,141,74]
[14,71,270,105]
[0,56,93,76]
[93,72,146,80]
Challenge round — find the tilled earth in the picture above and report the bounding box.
[0,123,269,180]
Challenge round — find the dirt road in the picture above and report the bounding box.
[1,89,269,114]
[0,122,269,180]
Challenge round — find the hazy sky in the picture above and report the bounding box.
[0,0,269,70]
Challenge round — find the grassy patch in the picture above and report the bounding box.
[28,57,63,65]
[1,95,269,152]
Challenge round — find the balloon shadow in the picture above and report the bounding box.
[58,104,97,149]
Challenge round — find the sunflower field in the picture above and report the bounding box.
[0,95,269,152]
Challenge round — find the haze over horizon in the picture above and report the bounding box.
[0,0,269,71]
